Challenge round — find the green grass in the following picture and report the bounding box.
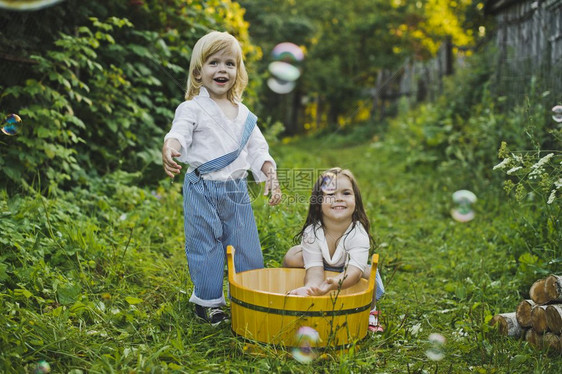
[1,126,561,373]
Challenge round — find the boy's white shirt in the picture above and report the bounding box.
[301,222,369,273]
[164,87,275,182]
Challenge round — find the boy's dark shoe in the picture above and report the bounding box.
[195,304,229,326]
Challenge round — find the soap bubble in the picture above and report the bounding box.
[268,61,301,82]
[268,42,304,94]
[320,172,337,194]
[267,77,296,95]
[33,360,51,374]
[0,0,63,11]
[450,190,477,222]
[552,105,562,123]
[292,326,319,363]
[1,113,22,136]
[272,42,304,63]
[425,333,446,361]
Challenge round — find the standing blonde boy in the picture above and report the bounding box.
[162,31,281,325]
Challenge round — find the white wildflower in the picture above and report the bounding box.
[547,190,556,204]
[506,166,522,175]
[531,153,554,170]
[512,153,523,163]
[529,153,553,178]
[453,328,469,338]
[493,158,510,170]
[410,323,422,336]
[555,178,562,189]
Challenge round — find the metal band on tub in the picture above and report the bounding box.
[230,296,371,317]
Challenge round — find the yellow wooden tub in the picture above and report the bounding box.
[227,245,379,349]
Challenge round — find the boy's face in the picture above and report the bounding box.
[196,48,237,101]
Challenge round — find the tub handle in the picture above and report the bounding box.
[368,253,379,293]
[227,245,237,284]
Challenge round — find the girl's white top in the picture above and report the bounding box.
[164,87,275,182]
[301,222,370,273]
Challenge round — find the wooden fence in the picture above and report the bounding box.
[373,0,562,117]
[491,0,562,100]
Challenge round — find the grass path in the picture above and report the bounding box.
[3,133,561,373]
[244,135,561,372]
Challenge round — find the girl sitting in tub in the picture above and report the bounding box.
[282,167,385,332]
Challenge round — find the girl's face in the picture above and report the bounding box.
[321,174,356,224]
[197,48,238,100]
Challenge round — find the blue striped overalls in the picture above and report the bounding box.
[183,112,264,307]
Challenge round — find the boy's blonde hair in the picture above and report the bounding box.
[185,31,248,103]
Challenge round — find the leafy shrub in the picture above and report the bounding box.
[493,137,561,283]
[0,0,260,193]
[384,42,560,293]
[392,46,558,189]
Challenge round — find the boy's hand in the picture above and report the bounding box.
[162,139,182,178]
[264,176,282,206]
[262,161,282,206]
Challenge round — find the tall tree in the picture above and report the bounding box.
[240,0,482,134]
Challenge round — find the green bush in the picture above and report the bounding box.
[493,137,561,284]
[0,0,260,193]
[384,45,561,291]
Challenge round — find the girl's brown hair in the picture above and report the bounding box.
[295,167,373,246]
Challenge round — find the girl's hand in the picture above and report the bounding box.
[305,286,325,296]
[288,286,310,296]
[162,140,182,178]
[308,278,337,296]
